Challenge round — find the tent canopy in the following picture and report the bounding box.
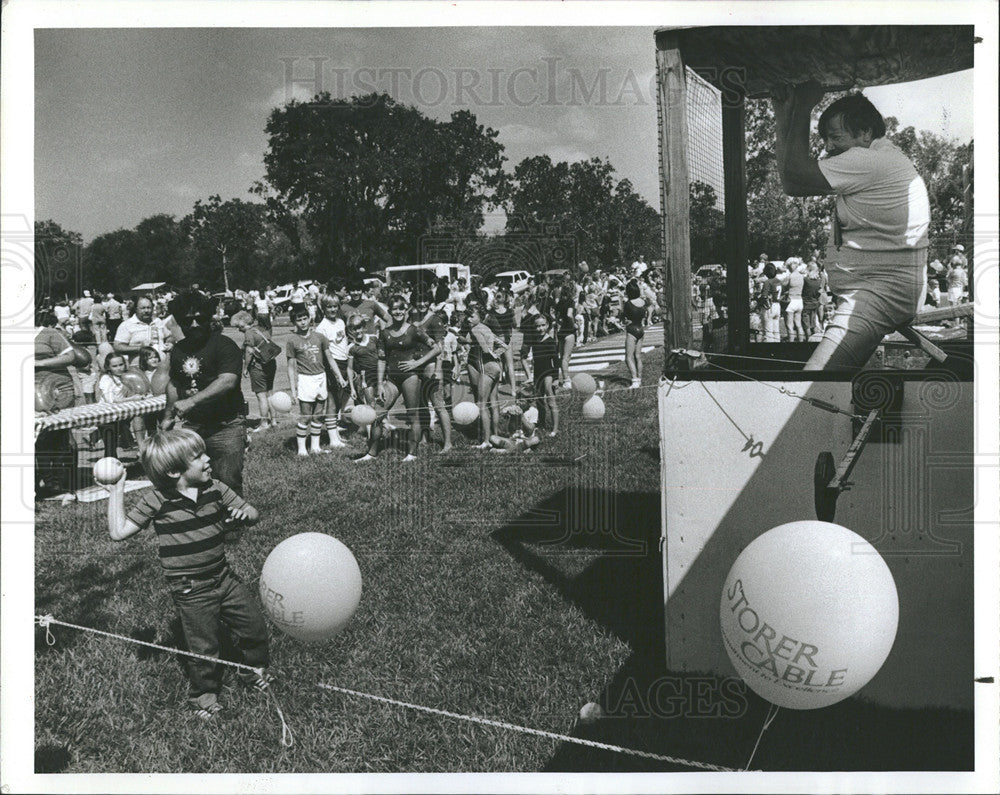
[656,26,975,99]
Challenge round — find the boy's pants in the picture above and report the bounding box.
[167,565,269,709]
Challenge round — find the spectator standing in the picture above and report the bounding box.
[159,290,248,494]
[105,293,123,339]
[114,296,173,365]
[74,290,94,334]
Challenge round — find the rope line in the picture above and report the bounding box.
[36,614,262,675]
[698,381,754,444]
[317,682,739,772]
[36,614,293,746]
[743,703,780,770]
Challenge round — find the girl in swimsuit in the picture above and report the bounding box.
[555,275,577,390]
[623,279,647,389]
[354,295,440,463]
[460,302,508,449]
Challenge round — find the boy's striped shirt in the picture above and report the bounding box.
[125,479,248,576]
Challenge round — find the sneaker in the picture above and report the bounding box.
[243,670,275,693]
[353,453,377,463]
[191,701,224,722]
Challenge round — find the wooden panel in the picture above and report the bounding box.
[656,36,692,354]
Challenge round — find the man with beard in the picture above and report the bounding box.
[159,290,247,494]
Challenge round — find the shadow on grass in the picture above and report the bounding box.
[35,560,149,653]
[493,487,974,773]
[491,487,662,656]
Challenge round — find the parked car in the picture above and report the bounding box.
[492,269,532,294]
[270,280,316,314]
[212,292,247,325]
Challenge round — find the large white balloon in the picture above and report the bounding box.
[720,521,898,710]
[452,401,479,425]
[259,533,363,642]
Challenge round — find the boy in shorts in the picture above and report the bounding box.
[286,305,334,456]
[104,427,271,721]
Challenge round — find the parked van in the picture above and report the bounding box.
[384,263,470,292]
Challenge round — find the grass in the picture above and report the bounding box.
[33,348,973,774]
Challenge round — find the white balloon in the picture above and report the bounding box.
[259,533,363,643]
[581,395,605,420]
[452,401,479,425]
[720,521,898,710]
[269,391,293,413]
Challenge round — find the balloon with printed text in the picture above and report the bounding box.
[720,521,898,710]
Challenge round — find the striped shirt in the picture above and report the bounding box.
[125,479,248,577]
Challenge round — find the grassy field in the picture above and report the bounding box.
[33,349,972,774]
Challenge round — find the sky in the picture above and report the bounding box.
[34,26,975,244]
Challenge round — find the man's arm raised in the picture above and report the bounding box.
[772,81,834,197]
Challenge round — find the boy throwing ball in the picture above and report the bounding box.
[105,428,272,721]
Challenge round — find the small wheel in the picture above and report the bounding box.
[814,451,838,521]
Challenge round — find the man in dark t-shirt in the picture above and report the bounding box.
[342,281,390,335]
[160,290,247,494]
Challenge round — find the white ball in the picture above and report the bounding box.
[720,521,899,710]
[571,372,597,397]
[581,395,605,420]
[259,533,363,643]
[350,404,377,427]
[452,400,480,425]
[578,701,603,724]
[93,457,124,485]
[269,391,293,413]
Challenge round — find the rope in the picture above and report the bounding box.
[35,614,740,769]
[317,682,739,772]
[672,350,867,420]
[743,703,780,770]
[36,614,292,747]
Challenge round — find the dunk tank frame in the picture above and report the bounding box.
[654,26,976,716]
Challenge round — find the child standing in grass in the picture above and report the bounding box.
[286,304,333,456]
[104,427,271,721]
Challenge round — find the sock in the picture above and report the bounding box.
[310,421,322,451]
[296,423,308,454]
[325,417,341,443]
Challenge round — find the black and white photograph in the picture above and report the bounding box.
[2,1,998,793]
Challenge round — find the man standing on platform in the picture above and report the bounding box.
[159,290,247,495]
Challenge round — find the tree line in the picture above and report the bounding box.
[37,90,973,297]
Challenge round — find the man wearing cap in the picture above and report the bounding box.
[773,84,929,371]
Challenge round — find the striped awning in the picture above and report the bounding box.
[35,395,167,440]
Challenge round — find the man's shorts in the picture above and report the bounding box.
[296,371,327,404]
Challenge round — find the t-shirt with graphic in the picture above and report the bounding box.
[315,316,350,361]
[168,331,244,426]
[285,330,326,376]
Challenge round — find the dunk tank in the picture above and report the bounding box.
[653,24,979,759]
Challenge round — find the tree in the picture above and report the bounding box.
[502,155,660,270]
[182,195,268,291]
[689,181,725,268]
[257,92,506,280]
[35,220,84,301]
[83,228,144,293]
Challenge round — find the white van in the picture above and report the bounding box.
[384,263,470,291]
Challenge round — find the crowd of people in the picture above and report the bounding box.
[743,241,970,346]
[34,260,663,492]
